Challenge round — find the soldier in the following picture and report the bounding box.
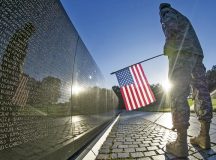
[159,3,213,157]
[112,86,125,109]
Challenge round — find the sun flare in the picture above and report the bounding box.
[72,85,83,95]
[161,80,172,93]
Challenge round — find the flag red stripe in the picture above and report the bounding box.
[132,84,142,108]
[20,77,28,105]
[126,85,136,110]
[138,64,156,102]
[129,84,139,109]
[134,64,151,104]
[21,88,28,106]
[19,76,28,105]
[131,65,148,105]
[131,66,146,107]
[13,76,28,105]
[137,64,152,104]
[120,87,130,111]
[125,85,134,110]
[122,86,132,111]
[139,64,155,102]
[23,90,29,106]
[130,67,145,107]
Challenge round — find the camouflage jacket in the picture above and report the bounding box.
[160,7,203,57]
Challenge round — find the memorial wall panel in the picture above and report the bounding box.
[0,0,118,159]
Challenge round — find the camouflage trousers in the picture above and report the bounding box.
[168,53,213,130]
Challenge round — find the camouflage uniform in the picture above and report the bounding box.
[160,5,213,129]
[112,86,125,109]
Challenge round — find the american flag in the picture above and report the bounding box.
[115,64,156,111]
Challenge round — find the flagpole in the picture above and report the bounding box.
[110,54,164,75]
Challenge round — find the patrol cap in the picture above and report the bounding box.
[159,3,171,10]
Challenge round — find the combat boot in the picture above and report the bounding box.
[190,121,211,149]
[166,129,188,157]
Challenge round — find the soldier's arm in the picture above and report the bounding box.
[161,10,178,39]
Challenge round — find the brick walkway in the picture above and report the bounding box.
[96,112,216,160]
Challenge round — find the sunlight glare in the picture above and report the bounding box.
[162,80,172,93]
[72,85,83,95]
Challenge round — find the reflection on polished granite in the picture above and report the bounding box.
[0,0,118,160]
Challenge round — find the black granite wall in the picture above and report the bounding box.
[0,0,118,159]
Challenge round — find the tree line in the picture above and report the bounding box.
[206,65,216,93]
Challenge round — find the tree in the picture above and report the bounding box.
[206,65,216,92]
[27,77,41,105]
[70,86,118,114]
[40,76,61,104]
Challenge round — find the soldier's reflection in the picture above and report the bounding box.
[0,22,35,107]
[112,86,125,110]
[0,22,35,148]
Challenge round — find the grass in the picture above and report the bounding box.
[212,98,216,107]
[140,98,216,112]
[188,99,194,106]
[211,99,216,111]
[188,98,216,111]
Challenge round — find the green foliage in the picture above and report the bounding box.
[138,83,169,112]
[206,65,216,92]
[40,76,61,104]
[27,76,61,105]
[212,99,216,111]
[188,99,194,106]
[71,86,118,114]
[26,86,119,117]
[188,98,216,112]
[212,99,216,106]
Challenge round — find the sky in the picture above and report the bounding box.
[60,0,216,88]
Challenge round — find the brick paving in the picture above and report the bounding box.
[96,112,216,160]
